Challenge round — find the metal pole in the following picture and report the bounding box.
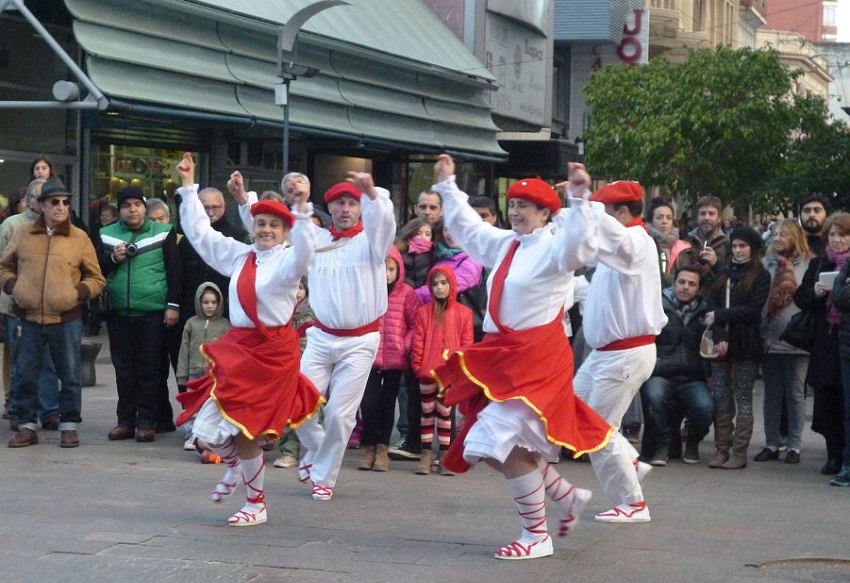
[282,77,290,175]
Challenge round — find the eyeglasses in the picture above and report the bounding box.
[49,198,71,207]
[203,204,223,213]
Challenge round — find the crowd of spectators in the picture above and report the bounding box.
[2,156,848,490]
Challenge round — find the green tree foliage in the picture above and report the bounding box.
[582,46,844,210]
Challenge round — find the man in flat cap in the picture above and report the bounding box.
[558,166,667,524]
[97,186,182,443]
[0,178,105,448]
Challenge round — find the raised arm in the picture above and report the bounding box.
[347,171,395,263]
[176,153,250,275]
[431,156,513,268]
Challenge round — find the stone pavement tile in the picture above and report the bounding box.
[250,565,345,582]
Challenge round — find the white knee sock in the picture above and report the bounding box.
[506,469,548,543]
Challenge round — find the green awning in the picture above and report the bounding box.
[65,0,507,158]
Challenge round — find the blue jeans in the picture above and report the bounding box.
[5,314,60,421]
[761,353,808,452]
[14,319,82,429]
[640,376,714,449]
[839,358,850,465]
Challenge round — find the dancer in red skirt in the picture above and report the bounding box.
[174,153,322,526]
[430,155,613,560]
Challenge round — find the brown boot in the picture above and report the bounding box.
[708,415,734,468]
[720,415,753,470]
[415,449,433,475]
[373,444,389,472]
[358,445,376,470]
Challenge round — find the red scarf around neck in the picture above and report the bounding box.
[329,220,364,241]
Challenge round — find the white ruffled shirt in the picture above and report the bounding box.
[178,184,316,328]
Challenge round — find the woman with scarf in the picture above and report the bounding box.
[413,220,483,304]
[430,155,612,560]
[645,198,693,288]
[795,211,850,476]
[704,226,770,470]
[755,220,813,465]
[174,153,322,526]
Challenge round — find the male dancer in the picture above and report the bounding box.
[559,164,667,522]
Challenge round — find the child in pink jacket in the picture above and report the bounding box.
[358,247,420,471]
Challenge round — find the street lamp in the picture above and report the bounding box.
[275,0,350,175]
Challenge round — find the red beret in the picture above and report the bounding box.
[323,182,362,204]
[506,178,561,214]
[590,181,643,204]
[250,200,294,228]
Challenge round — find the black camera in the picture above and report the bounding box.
[125,243,138,257]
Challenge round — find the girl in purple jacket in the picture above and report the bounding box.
[414,220,483,304]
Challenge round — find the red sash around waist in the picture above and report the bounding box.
[597,334,656,352]
[313,318,379,337]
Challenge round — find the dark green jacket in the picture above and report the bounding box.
[97,218,182,315]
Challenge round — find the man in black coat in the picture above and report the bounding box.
[799,194,829,257]
[639,265,714,466]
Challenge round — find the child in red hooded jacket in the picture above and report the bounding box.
[358,247,420,471]
[411,265,473,475]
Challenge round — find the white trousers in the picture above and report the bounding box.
[295,328,380,488]
[573,344,655,506]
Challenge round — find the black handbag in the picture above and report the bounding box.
[779,308,816,352]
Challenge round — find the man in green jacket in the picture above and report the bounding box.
[0,178,106,448]
[97,186,182,443]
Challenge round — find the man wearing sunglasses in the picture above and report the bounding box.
[0,178,106,448]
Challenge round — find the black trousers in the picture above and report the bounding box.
[360,368,403,446]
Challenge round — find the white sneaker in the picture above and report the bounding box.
[594,501,651,523]
[558,487,592,537]
[494,535,553,560]
[273,455,298,468]
[183,436,196,451]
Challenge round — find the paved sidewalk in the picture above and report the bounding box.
[1,336,848,583]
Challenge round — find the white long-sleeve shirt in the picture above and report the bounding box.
[432,176,577,334]
[558,195,667,348]
[178,184,316,329]
[240,187,396,330]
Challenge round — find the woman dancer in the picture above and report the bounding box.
[431,155,612,560]
[174,153,322,526]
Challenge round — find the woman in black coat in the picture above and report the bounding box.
[704,227,770,470]
[795,212,850,476]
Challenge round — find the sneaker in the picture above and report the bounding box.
[558,487,592,537]
[183,437,196,451]
[273,454,298,468]
[624,424,642,444]
[829,466,850,487]
[754,447,780,462]
[649,446,668,467]
[683,442,700,464]
[494,535,553,560]
[388,441,421,460]
[595,501,651,523]
[784,450,801,464]
[822,458,842,475]
[311,484,333,501]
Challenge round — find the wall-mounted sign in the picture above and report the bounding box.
[569,8,649,140]
[484,10,548,125]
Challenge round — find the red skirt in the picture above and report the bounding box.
[433,317,613,473]
[176,325,323,441]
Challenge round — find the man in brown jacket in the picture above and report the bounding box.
[0,178,106,448]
